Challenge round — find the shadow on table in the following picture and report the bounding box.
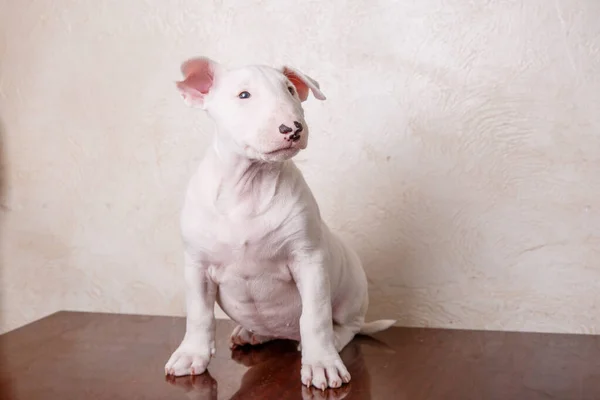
[167,336,383,400]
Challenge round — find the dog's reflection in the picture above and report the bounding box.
[166,371,218,400]
[168,337,379,400]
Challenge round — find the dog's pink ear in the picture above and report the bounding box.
[176,57,221,108]
[282,66,326,102]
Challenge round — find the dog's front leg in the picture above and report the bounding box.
[290,251,351,389]
[165,252,217,376]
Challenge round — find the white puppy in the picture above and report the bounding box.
[165,57,395,389]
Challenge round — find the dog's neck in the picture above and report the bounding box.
[209,135,287,213]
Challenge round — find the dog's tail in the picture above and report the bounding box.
[359,319,396,335]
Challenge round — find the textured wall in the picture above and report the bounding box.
[1,0,599,334]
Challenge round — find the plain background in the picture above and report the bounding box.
[1,0,599,334]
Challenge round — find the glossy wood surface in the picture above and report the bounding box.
[2,311,600,399]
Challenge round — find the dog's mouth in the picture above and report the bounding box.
[245,144,301,161]
[264,146,297,155]
[258,146,301,161]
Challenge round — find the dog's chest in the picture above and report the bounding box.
[183,158,307,265]
[214,214,279,260]
[184,198,298,266]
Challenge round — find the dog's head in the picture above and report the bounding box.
[176,57,326,162]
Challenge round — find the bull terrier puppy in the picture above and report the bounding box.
[165,57,395,389]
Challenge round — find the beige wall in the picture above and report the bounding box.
[1,0,600,334]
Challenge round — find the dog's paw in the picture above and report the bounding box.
[300,354,350,389]
[229,325,272,349]
[165,340,214,377]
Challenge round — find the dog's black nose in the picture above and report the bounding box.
[279,124,293,134]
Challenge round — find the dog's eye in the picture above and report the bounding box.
[238,91,251,99]
[287,86,295,96]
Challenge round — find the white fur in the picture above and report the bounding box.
[165,57,395,389]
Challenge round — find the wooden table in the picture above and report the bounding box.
[2,311,600,399]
